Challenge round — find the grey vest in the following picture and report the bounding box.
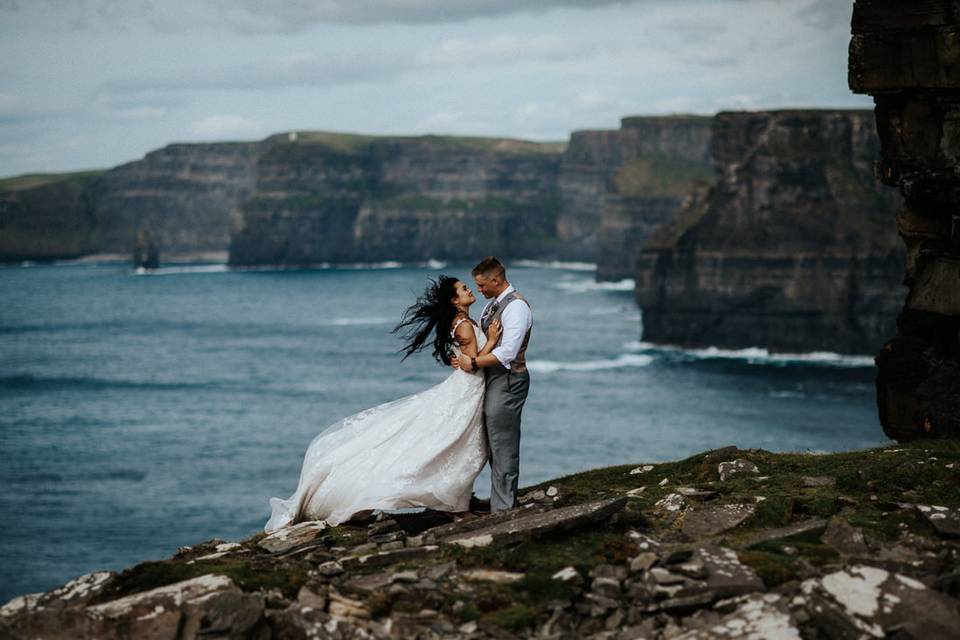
[481,290,532,373]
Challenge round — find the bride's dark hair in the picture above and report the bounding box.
[393,275,461,365]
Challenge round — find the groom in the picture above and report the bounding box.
[456,256,533,512]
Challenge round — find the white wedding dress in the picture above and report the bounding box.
[264,318,488,532]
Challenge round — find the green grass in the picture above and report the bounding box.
[0,169,104,192]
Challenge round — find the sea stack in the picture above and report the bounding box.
[133,229,159,269]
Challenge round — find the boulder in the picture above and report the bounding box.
[682,504,756,538]
[258,521,329,554]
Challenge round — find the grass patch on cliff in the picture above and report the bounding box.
[0,169,104,192]
[88,554,313,604]
[613,153,713,199]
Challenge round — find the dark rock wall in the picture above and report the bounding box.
[850,0,960,439]
[0,172,101,262]
[228,134,562,265]
[558,117,714,276]
[90,142,265,254]
[635,110,904,355]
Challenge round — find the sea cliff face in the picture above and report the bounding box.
[850,0,960,439]
[0,172,102,262]
[635,110,904,355]
[228,133,563,265]
[90,142,264,255]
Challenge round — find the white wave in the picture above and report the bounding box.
[623,341,875,368]
[512,260,597,272]
[324,317,394,326]
[527,353,654,374]
[132,264,230,276]
[555,278,635,293]
[425,259,448,269]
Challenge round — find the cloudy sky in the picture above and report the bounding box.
[0,0,866,178]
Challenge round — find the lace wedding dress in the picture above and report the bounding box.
[264,318,488,532]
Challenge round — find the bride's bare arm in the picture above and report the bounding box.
[454,320,479,358]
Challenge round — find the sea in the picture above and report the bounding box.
[0,259,886,602]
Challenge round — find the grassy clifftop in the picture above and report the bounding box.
[5,440,960,638]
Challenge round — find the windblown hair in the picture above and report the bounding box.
[393,275,460,365]
[472,255,506,279]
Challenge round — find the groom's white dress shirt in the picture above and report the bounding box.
[486,285,533,371]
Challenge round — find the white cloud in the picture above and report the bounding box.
[116,106,166,120]
[420,35,573,67]
[190,114,263,138]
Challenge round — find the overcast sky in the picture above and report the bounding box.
[0,0,866,178]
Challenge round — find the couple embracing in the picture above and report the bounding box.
[264,256,533,531]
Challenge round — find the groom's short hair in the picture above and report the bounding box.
[472,256,506,279]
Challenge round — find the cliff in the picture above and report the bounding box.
[850,0,960,440]
[0,171,103,262]
[635,109,904,355]
[556,117,713,276]
[4,442,960,639]
[89,141,265,254]
[229,133,563,265]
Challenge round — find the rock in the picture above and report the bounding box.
[627,531,662,551]
[802,565,960,639]
[390,570,418,583]
[693,546,765,599]
[674,593,801,639]
[591,564,629,581]
[546,486,559,497]
[682,503,756,538]
[591,577,622,599]
[658,591,717,616]
[461,569,525,583]
[649,568,686,586]
[296,584,327,609]
[519,489,547,504]
[425,561,456,581]
[630,552,658,573]
[653,493,688,516]
[378,540,404,551]
[676,487,718,501]
[368,530,404,545]
[442,497,627,548]
[630,464,655,475]
[367,518,399,536]
[133,228,159,269]
[717,460,759,482]
[584,593,619,616]
[802,476,836,488]
[342,572,392,593]
[327,591,370,619]
[658,477,670,487]
[635,109,902,356]
[258,520,328,554]
[316,560,344,577]
[739,518,828,548]
[351,542,377,554]
[626,486,646,497]
[916,504,960,538]
[340,544,440,570]
[822,516,869,556]
[553,566,583,584]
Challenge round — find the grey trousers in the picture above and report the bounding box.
[483,366,530,512]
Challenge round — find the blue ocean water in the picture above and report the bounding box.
[0,260,886,601]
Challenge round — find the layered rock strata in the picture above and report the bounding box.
[635,109,904,355]
[849,0,960,439]
[0,171,102,262]
[558,116,713,277]
[89,141,265,255]
[228,133,563,265]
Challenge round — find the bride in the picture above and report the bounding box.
[264,275,502,532]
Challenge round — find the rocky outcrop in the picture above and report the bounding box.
[90,141,264,255]
[0,171,102,262]
[635,109,904,355]
[557,116,713,276]
[228,133,563,265]
[849,0,960,440]
[4,443,959,639]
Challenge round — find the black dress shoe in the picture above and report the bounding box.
[469,494,490,513]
